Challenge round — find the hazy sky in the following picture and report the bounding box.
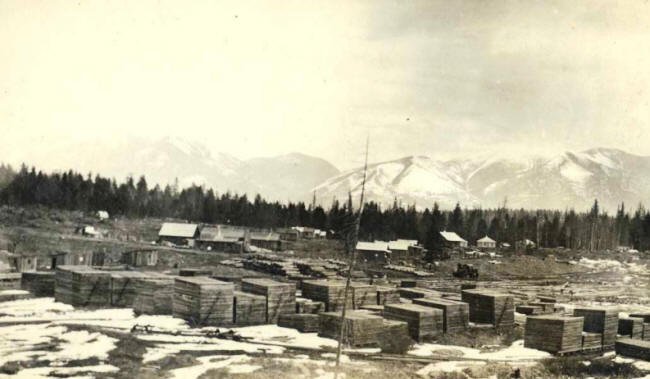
[2,0,650,169]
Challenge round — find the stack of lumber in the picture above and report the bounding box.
[618,317,644,339]
[573,307,618,350]
[302,280,352,311]
[360,304,384,314]
[55,265,111,307]
[133,276,176,315]
[537,296,557,303]
[278,313,320,332]
[350,282,376,309]
[461,289,514,329]
[615,338,650,360]
[376,287,400,305]
[0,290,31,301]
[318,310,384,347]
[384,303,443,342]
[0,273,21,290]
[179,268,213,277]
[413,298,469,333]
[110,271,149,307]
[524,315,584,354]
[398,288,442,299]
[241,278,296,323]
[516,305,544,315]
[173,277,234,327]
[581,332,602,350]
[528,302,555,314]
[21,272,55,297]
[295,298,324,314]
[233,291,267,326]
[629,313,650,341]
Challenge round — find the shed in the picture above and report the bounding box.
[476,235,496,249]
[249,232,282,251]
[122,250,158,267]
[158,223,199,246]
[8,253,38,272]
[197,225,245,253]
[440,231,468,248]
[355,241,390,264]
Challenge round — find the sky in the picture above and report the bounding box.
[2,0,650,170]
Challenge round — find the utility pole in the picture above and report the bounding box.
[334,137,369,379]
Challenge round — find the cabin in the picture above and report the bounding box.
[388,239,423,261]
[122,250,158,267]
[50,251,95,269]
[356,241,391,264]
[96,210,110,221]
[276,228,300,242]
[158,223,199,246]
[197,225,245,253]
[8,253,38,272]
[250,232,282,251]
[476,235,496,249]
[440,231,468,248]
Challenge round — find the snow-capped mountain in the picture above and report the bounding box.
[312,148,650,211]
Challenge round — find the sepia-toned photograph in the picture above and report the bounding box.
[1,1,650,378]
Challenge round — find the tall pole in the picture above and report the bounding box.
[334,137,369,378]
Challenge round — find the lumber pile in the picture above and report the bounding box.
[318,310,384,347]
[376,287,400,305]
[384,303,443,342]
[110,271,149,307]
[55,266,111,307]
[295,298,324,314]
[398,288,442,300]
[0,290,31,301]
[573,307,618,350]
[516,305,544,315]
[645,324,650,342]
[350,282,376,309]
[615,338,650,360]
[413,298,469,333]
[233,291,267,326]
[241,278,296,323]
[21,272,55,297]
[581,332,602,350]
[278,313,320,332]
[360,304,384,314]
[173,277,234,327]
[537,296,557,303]
[179,268,213,277]
[618,317,644,339]
[524,315,584,354]
[528,302,556,314]
[302,280,352,311]
[630,313,650,341]
[461,289,514,329]
[133,276,176,315]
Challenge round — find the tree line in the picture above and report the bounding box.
[2,165,650,252]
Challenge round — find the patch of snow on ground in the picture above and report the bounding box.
[417,360,486,376]
[0,290,29,296]
[409,340,550,362]
[168,354,253,379]
[3,364,119,379]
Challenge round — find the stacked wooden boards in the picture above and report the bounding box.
[109,271,150,307]
[21,272,55,297]
[413,298,469,333]
[615,338,650,360]
[524,315,584,354]
[350,282,376,309]
[301,280,353,311]
[515,305,545,315]
[179,268,213,277]
[173,277,234,327]
[133,276,176,315]
[630,313,650,341]
[376,287,400,305]
[241,278,296,323]
[384,303,443,342]
[278,313,320,332]
[55,266,111,307]
[573,307,618,350]
[581,332,602,350]
[296,298,324,314]
[398,288,442,300]
[461,289,514,329]
[319,310,384,347]
[233,291,267,326]
[618,317,645,339]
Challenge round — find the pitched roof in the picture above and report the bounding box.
[440,231,467,243]
[158,223,199,238]
[250,232,281,242]
[199,225,245,242]
[388,239,418,251]
[477,235,496,243]
[356,241,390,252]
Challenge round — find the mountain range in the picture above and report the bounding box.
[10,137,650,211]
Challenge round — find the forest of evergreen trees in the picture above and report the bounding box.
[2,164,650,252]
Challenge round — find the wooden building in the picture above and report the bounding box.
[7,253,38,272]
[197,225,245,253]
[158,223,199,246]
[276,228,300,242]
[476,235,496,249]
[122,250,158,267]
[355,241,391,264]
[50,251,94,269]
[249,232,282,251]
[440,231,468,248]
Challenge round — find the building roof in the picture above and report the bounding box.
[477,235,496,243]
[158,223,199,238]
[97,210,109,219]
[250,232,281,242]
[356,241,390,252]
[388,239,418,251]
[440,231,467,243]
[199,225,245,242]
